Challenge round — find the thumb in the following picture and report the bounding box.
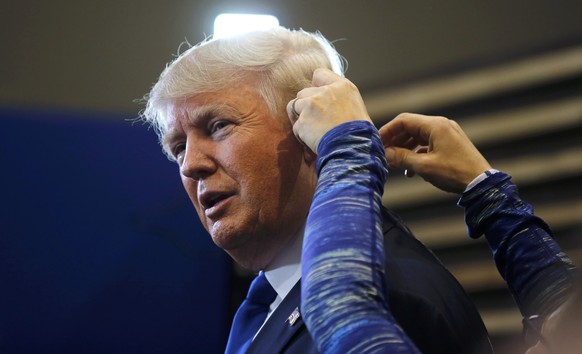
[385,146,424,171]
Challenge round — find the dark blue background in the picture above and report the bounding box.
[0,108,231,353]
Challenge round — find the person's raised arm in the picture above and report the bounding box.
[288,69,420,354]
[380,112,576,319]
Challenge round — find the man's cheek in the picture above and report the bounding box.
[194,207,211,233]
[181,181,198,205]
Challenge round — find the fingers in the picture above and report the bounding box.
[404,146,427,178]
[385,146,422,171]
[398,136,424,151]
[382,112,493,193]
[285,85,326,123]
[286,68,354,121]
[381,114,436,179]
[311,68,343,87]
[379,113,442,148]
[286,68,370,154]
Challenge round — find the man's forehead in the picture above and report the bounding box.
[165,99,235,126]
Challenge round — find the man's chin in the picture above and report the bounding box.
[210,232,243,252]
[211,235,268,271]
[228,253,264,272]
[209,224,250,253]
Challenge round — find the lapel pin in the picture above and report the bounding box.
[287,307,301,326]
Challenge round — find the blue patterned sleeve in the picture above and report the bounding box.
[301,120,420,354]
[459,172,576,316]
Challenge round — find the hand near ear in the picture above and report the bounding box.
[286,68,372,154]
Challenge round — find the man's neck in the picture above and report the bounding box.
[263,223,304,314]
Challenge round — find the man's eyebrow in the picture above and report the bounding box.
[184,103,238,124]
[161,103,238,147]
[161,130,183,149]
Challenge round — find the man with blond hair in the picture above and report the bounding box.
[142,27,492,353]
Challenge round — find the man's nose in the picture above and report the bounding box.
[180,143,217,181]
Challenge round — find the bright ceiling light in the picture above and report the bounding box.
[213,14,279,39]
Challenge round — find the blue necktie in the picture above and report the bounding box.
[225,271,277,354]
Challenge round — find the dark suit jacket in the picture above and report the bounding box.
[246,208,493,354]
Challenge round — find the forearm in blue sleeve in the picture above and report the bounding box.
[459,172,576,316]
[301,120,420,354]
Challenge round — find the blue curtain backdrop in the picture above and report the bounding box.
[0,107,231,353]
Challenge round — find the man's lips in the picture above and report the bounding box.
[204,195,234,218]
[199,191,234,218]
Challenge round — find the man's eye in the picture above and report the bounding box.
[209,120,232,134]
[172,143,186,159]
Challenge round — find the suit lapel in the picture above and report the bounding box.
[246,280,305,354]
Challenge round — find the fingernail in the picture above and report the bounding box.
[385,147,395,159]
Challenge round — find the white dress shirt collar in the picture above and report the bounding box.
[263,224,304,317]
